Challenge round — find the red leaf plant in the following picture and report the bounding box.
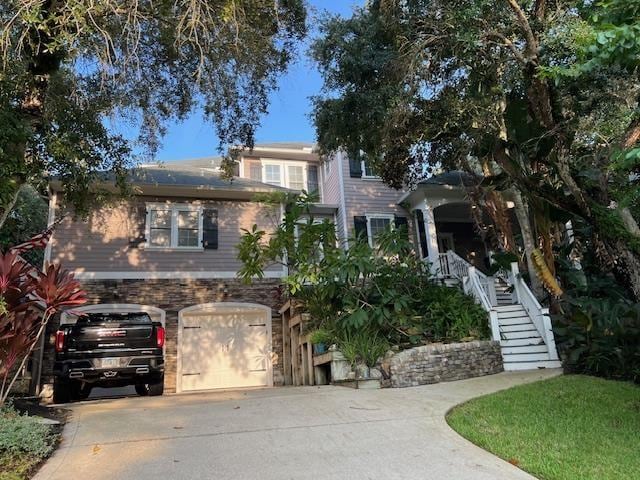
[0,248,86,404]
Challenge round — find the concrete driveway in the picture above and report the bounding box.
[36,369,560,480]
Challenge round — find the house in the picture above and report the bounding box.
[38,143,414,397]
[37,143,559,398]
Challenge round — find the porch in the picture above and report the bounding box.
[400,172,561,370]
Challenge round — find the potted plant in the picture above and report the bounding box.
[309,328,334,355]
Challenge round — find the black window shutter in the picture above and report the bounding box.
[202,209,218,250]
[415,210,429,259]
[348,152,362,178]
[353,216,368,241]
[394,216,409,238]
[307,165,319,194]
[128,205,147,248]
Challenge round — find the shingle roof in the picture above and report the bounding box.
[419,171,476,187]
[91,162,292,193]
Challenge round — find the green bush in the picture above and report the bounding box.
[554,295,640,383]
[338,330,389,368]
[554,245,640,384]
[0,406,57,459]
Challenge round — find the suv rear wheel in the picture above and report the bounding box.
[53,379,71,404]
[135,375,164,396]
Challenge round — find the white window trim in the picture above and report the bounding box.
[365,213,395,247]
[360,159,381,180]
[145,202,204,251]
[260,159,309,190]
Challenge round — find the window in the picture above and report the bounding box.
[288,165,305,190]
[259,160,320,195]
[146,204,203,249]
[367,214,394,247]
[361,159,379,178]
[149,209,172,247]
[264,165,282,186]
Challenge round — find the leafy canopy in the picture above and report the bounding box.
[312,0,640,299]
[0,0,306,220]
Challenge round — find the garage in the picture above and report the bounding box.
[177,303,272,392]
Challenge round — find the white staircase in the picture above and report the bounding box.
[438,252,561,371]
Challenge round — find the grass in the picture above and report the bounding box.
[446,375,640,480]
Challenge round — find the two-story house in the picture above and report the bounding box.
[38,143,413,398]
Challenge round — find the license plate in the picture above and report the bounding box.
[101,358,119,368]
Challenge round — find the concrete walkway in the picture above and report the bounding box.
[36,369,561,480]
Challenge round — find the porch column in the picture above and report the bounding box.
[418,201,440,275]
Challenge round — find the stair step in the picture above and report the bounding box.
[503,360,562,371]
[501,324,537,333]
[496,310,527,318]
[502,330,542,340]
[501,337,544,347]
[501,344,548,355]
[494,305,525,312]
[498,316,532,326]
[502,352,552,362]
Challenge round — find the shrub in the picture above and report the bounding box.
[0,406,57,459]
[553,295,640,383]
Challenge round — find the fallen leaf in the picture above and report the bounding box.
[508,458,520,467]
[233,406,240,410]
[92,445,101,455]
[173,426,183,430]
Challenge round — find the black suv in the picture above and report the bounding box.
[53,312,165,402]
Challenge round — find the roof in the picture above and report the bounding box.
[418,171,477,187]
[50,158,294,200]
[252,142,315,151]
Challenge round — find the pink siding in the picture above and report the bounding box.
[339,155,411,239]
[51,197,282,273]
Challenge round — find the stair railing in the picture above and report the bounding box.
[463,266,501,342]
[508,262,559,361]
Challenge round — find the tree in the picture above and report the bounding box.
[0,0,306,226]
[312,0,640,300]
[0,185,47,265]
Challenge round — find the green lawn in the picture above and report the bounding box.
[446,375,640,480]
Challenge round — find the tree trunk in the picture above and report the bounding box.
[606,240,640,301]
[0,184,25,231]
[511,188,544,298]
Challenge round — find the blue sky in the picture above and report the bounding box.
[153,0,363,161]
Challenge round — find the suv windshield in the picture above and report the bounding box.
[77,313,153,324]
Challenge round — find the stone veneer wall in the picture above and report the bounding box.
[388,341,503,388]
[41,278,283,396]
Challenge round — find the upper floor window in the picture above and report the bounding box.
[288,165,305,190]
[361,159,380,179]
[264,164,282,186]
[146,203,203,250]
[258,160,320,195]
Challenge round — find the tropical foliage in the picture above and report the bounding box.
[237,195,489,368]
[0,250,86,404]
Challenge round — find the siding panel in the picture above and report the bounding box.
[51,197,282,273]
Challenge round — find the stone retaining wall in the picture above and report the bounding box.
[387,340,503,388]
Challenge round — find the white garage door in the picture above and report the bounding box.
[178,303,272,392]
